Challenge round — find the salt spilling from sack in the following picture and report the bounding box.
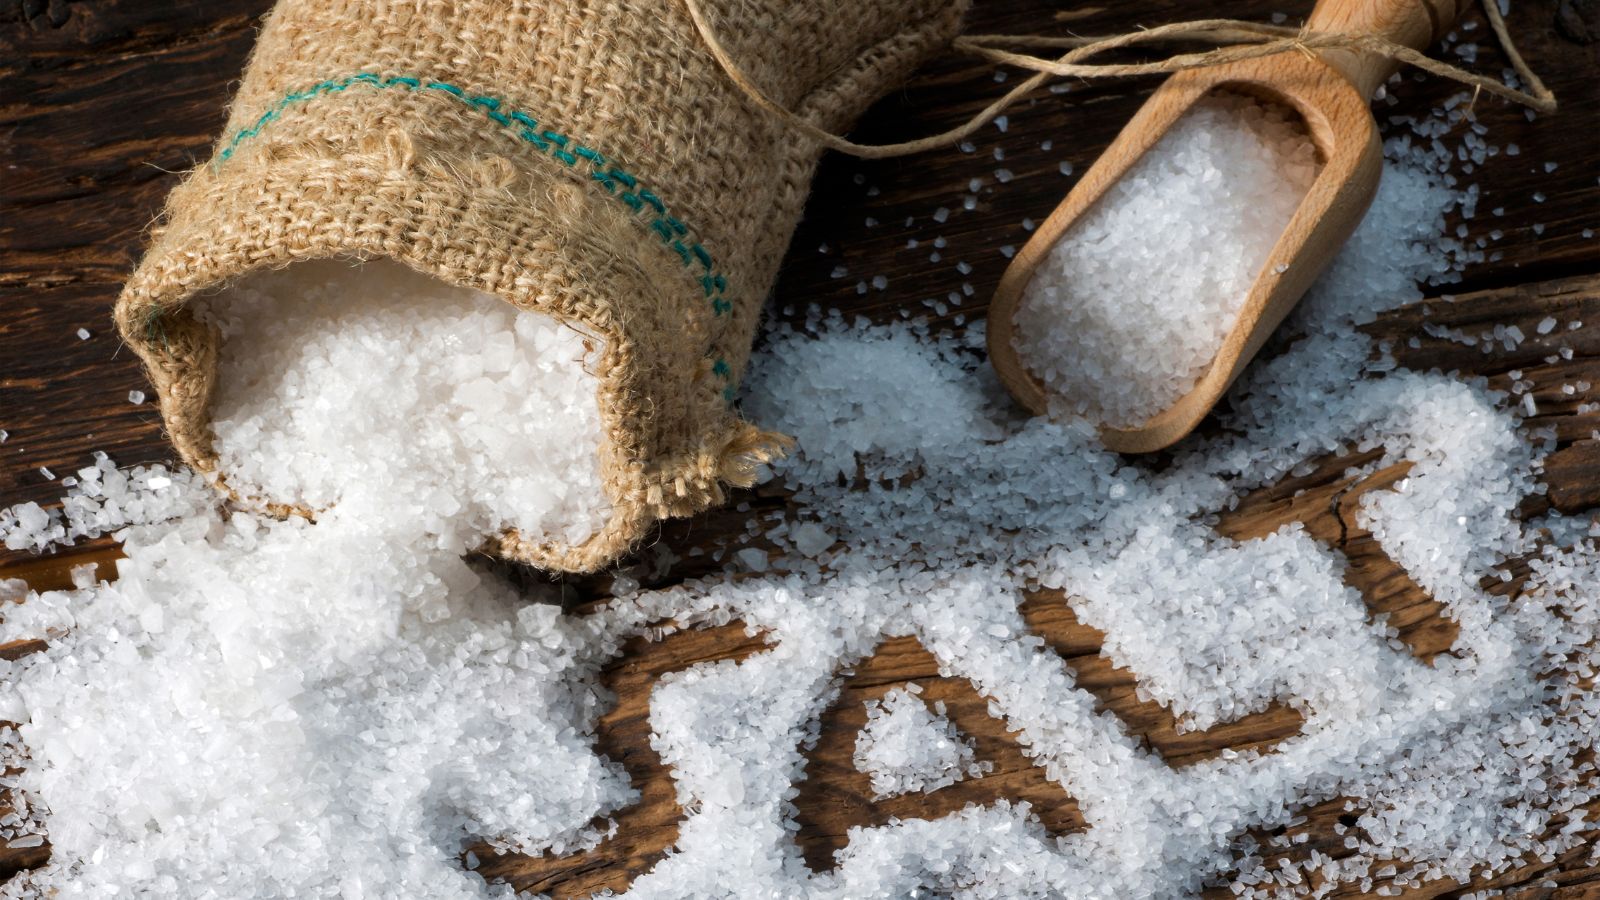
[199,259,610,549]
[1012,92,1320,427]
[0,259,616,898]
[0,98,1595,898]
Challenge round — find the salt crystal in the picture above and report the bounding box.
[790,523,833,557]
[735,547,768,572]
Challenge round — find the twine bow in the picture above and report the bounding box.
[682,0,1556,160]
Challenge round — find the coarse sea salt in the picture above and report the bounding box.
[1012,92,1320,427]
[0,103,1594,900]
[854,685,991,799]
[197,259,610,549]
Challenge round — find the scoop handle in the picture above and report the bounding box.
[1305,0,1471,98]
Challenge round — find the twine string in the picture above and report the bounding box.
[681,0,1556,160]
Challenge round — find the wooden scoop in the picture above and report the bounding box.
[987,0,1470,453]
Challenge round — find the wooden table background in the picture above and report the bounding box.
[2,0,1599,895]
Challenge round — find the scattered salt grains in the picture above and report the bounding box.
[0,103,1596,900]
[854,686,991,799]
[1013,92,1320,427]
[74,329,89,341]
[126,390,144,405]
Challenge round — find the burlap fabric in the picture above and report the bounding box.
[114,0,968,572]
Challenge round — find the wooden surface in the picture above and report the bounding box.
[2,0,1599,895]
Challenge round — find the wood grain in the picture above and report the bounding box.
[1,0,1598,895]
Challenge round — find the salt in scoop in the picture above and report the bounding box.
[987,0,1471,452]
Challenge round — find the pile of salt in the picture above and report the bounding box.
[1012,92,1320,427]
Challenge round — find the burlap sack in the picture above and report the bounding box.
[114,0,968,572]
